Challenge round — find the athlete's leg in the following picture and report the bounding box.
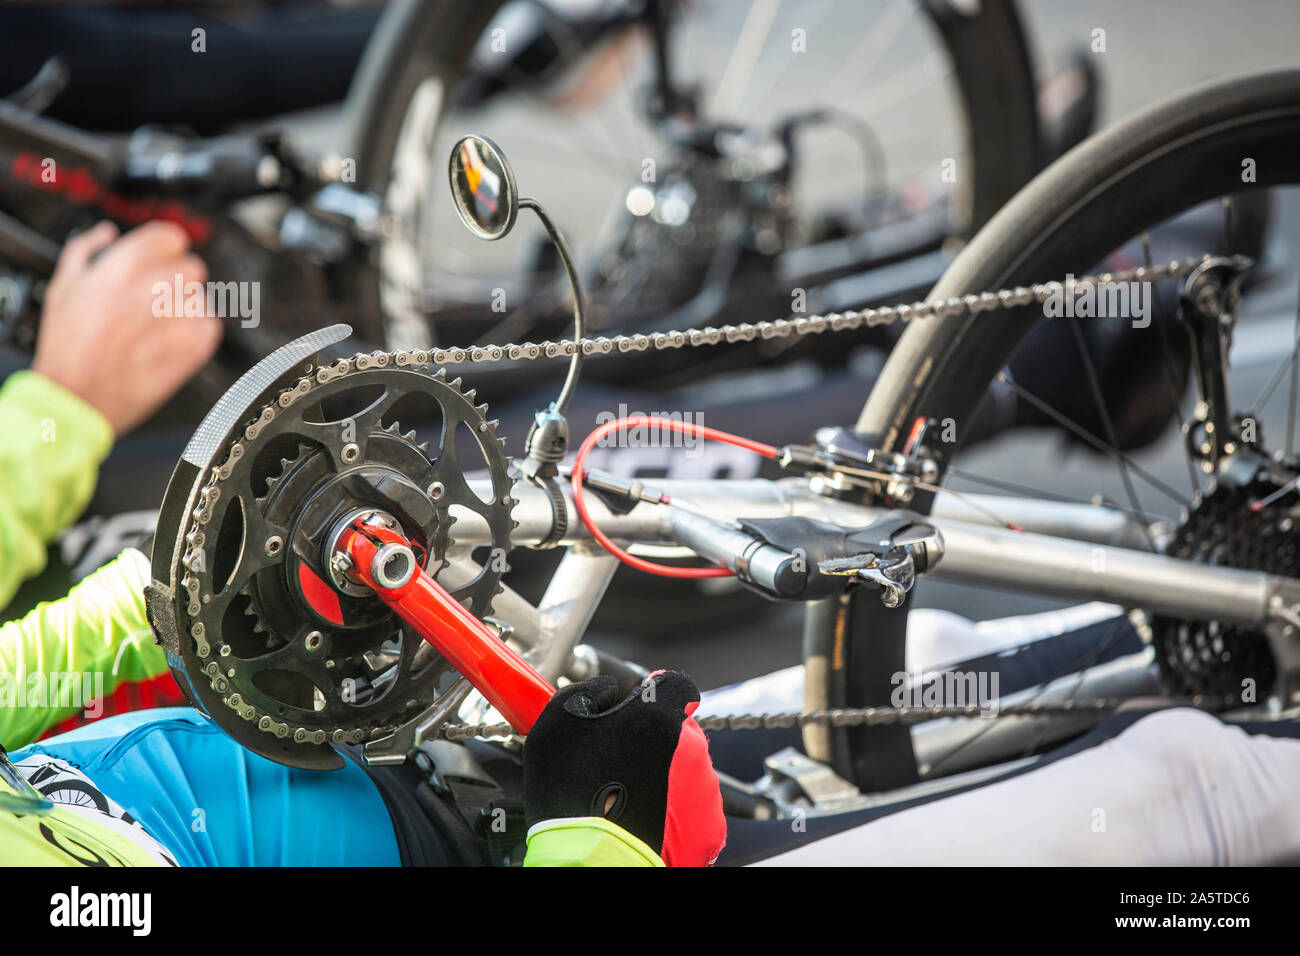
[747,708,1300,865]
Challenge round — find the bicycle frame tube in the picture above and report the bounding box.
[454,476,1277,633]
[0,99,114,167]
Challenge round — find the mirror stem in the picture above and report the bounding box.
[519,197,584,416]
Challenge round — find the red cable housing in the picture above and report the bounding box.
[570,415,778,578]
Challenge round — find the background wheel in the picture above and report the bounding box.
[344,0,1041,353]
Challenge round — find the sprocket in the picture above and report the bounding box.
[1152,453,1300,701]
[146,326,515,769]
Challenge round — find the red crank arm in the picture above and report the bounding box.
[337,523,554,734]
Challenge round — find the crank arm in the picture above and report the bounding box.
[336,521,555,735]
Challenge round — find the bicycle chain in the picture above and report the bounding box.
[370,256,1208,369]
[440,695,1235,740]
[181,254,1211,744]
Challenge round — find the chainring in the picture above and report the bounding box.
[146,326,515,769]
[1152,454,1299,701]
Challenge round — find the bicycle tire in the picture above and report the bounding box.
[329,0,506,347]
[812,68,1300,791]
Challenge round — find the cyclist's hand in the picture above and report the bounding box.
[523,669,726,866]
[32,220,222,436]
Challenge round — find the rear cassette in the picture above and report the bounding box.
[1153,457,1298,700]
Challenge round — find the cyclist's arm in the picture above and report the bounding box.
[0,548,168,750]
[0,370,115,608]
[523,816,665,867]
[522,671,725,867]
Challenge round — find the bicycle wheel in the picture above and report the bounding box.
[330,0,507,349]
[342,0,1040,353]
[812,69,1300,791]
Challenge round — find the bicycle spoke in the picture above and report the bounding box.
[604,9,662,170]
[708,0,782,119]
[490,126,637,174]
[734,0,844,119]
[924,615,1131,776]
[494,9,635,168]
[817,147,969,197]
[1017,616,1133,759]
[946,466,1174,526]
[1247,318,1300,414]
[1288,269,1300,457]
[994,371,1192,509]
[1061,314,1158,550]
[859,50,952,122]
[833,0,913,92]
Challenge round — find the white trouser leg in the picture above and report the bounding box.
[752,709,1300,866]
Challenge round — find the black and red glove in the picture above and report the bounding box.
[523,669,726,866]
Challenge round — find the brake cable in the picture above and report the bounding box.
[571,414,778,578]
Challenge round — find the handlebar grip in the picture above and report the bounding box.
[667,508,806,598]
[121,147,282,198]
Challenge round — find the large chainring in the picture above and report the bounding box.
[1152,453,1300,701]
[146,326,515,769]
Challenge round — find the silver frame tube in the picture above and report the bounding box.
[456,476,1275,631]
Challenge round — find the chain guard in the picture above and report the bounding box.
[145,325,515,769]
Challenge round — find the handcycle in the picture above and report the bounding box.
[138,68,1300,850]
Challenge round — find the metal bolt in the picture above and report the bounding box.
[1195,284,1221,316]
[428,481,445,501]
[341,442,360,463]
[264,534,283,557]
[305,631,323,652]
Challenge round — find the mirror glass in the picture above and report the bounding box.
[448,135,518,241]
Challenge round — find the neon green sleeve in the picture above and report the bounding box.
[0,791,162,867]
[0,370,115,608]
[523,816,666,867]
[0,548,168,750]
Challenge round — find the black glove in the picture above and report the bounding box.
[523,670,725,866]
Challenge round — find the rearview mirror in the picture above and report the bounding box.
[448,134,518,241]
